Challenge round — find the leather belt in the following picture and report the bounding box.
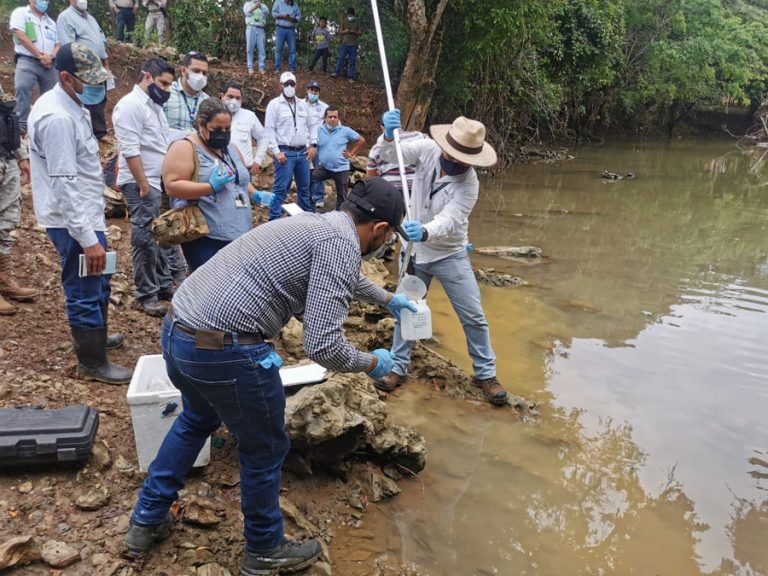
[279,145,306,152]
[167,306,265,350]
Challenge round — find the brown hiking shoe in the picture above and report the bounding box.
[0,254,38,301]
[472,376,509,406]
[374,372,406,392]
[0,294,17,315]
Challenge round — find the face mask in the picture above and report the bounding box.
[148,83,171,106]
[307,93,319,103]
[362,230,390,261]
[439,154,469,176]
[347,16,355,21]
[75,0,87,10]
[204,129,230,150]
[76,83,105,106]
[35,0,49,11]
[186,72,207,92]
[282,85,296,99]
[224,98,241,114]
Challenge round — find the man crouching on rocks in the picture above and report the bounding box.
[125,177,416,575]
[374,109,509,406]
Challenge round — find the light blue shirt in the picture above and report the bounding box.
[271,0,300,28]
[56,6,107,60]
[317,123,360,172]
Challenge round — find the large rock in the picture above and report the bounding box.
[40,539,80,568]
[280,317,304,358]
[284,373,426,472]
[0,535,40,570]
[360,259,388,287]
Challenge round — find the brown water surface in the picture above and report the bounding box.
[381,139,768,575]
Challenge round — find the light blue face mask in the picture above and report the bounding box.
[76,83,106,106]
[35,0,49,11]
[307,93,319,103]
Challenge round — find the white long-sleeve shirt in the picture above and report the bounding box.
[264,94,317,155]
[378,137,479,264]
[29,84,105,249]
[113,84,170,190]
[230,107,268,167]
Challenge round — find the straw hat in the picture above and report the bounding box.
[429,117,497,167]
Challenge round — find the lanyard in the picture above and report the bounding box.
[219,149,240,187]
[180,90,198,125]
[429,169,449,200]
[286,100,297,130]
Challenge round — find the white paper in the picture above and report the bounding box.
[279,363,328,388]
[282,203,304,217]
[106,78,116,91]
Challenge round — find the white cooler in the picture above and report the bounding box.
[127,355,328,472]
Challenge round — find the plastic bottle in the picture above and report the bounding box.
[401,299,432,341]
[251,190,274,207]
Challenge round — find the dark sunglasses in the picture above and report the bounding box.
[283,81,296,87]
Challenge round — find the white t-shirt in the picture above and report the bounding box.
[10,6,58,57]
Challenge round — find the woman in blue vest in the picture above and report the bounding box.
[162,98,254,272]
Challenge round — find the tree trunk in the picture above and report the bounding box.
[395,0,448,131]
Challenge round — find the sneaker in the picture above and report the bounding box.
[124,513,174,557]
[157,287,175,301]
[315,201,325,209]
[330,73,337,78]
[373,372,406,392]
[248,69,254,75]
[241,538,322,575]
[348,78,354,83]
[472,376,509,406]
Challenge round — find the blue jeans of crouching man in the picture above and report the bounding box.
[131,317,290,553]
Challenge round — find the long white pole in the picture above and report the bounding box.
[369,0,413,279]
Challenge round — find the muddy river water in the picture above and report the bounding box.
[358,139,768,575]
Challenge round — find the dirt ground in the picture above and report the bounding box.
[0,38,532,576]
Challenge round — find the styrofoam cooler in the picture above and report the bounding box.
[127,354,211,472]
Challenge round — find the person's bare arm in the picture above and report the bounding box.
[163,140,213,199]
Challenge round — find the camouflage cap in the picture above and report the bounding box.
[55,42,113,85]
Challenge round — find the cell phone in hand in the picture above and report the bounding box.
[79,251,117,277]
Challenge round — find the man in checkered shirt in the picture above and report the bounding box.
[125,177,416,575]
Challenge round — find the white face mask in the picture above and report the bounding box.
[224,98,241,114]
[347,15,355,21]
[186,71,207,92]
[282,85,296,99]
[75,0,87,10]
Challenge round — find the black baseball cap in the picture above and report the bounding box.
[347,177,407,238]
[307,80,321,90]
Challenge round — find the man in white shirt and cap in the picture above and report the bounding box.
[220,80,268,175]
[375,109,509,406]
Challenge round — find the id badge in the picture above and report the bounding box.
[234,192,248,208]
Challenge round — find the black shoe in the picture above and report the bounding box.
[124,512,174,557]
[71,327,134,385]
[373,372,406,392]
[241,539,322,575]
[133,298,168,317]
[157,288,175,301]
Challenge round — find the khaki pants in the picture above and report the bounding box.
[145,12,165,45]
[0,156,20,256]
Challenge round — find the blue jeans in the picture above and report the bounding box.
[181,237,230,273]
[391,251,496,379]
[333,44,358,79]
[121,183,172,302]
[274,26,296,71]
[132,317,290,553]
[246,25,266,72]
[311,179,325,205]
[269,148,312,220]
[14,56,57,132]
[116,7,136,42]
[47,228,110,329]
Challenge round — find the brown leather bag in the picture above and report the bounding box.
[151,140,209,246]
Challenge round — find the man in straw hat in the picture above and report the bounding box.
[373,109,509,406]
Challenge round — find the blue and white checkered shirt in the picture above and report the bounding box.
[172,211,391,373]
[163,79,209,131]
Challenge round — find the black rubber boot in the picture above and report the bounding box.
[241,539,322,575]
[71,326,133,385]
[124,512,174,557]
[100,304,125,350]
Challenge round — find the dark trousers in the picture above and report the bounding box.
[116,7,136,42]
[311,165,349,210]
[132,317,289,553]
[47,228,110,329]
[180,237,230,273]
[86,97,107,139]
[308,47,329,72]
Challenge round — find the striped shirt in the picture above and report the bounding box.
[163,79,209,131]
[172,211,391,373]
[367,131,427,191]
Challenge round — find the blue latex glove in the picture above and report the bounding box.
[367,348,394,380]
[386,293,418,321]
[403,220,425,242]
[382,109,401,139]
[258,350,283,370]
[208,163,236,193]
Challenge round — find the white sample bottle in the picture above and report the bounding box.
[401,299,432,341]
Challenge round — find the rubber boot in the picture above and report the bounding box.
[100,304,125,350]
[0,294,16,315]
[0,253,38,301]
[71,326,133,385]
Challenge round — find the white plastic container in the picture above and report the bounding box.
[401,299,433,340]
[127,355,211,472]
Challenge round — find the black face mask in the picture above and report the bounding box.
[147,83,171,106]
[440,155,469,176]
[205,129,231,150]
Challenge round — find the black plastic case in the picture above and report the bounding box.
[0,405,99,467]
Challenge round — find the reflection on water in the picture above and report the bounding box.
[383,140,768,575]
